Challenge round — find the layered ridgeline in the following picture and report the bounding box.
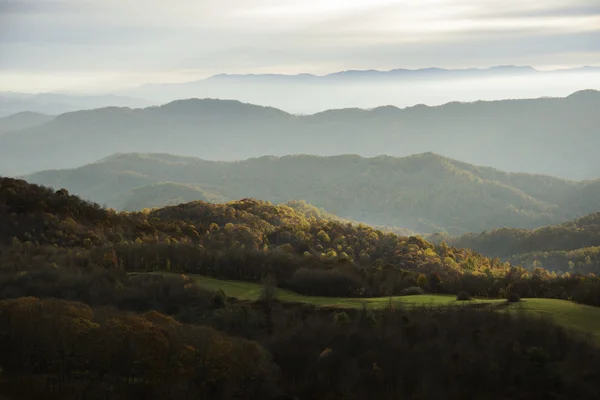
[2,175,600,305]
[0,91,155,117]
[25,152,600,235]
[439,212,600,275]
[123,65,600,114]
[1,90,600,179]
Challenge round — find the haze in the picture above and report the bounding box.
[1,0,599,112]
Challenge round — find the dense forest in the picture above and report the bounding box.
[3,176,600,399]
[3,176,600,304]
[24,152,600,234]
[440,213,600,275]
[1,90,600,179]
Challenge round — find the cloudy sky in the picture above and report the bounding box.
[1,0,600,92]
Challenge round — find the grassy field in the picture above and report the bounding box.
[144,273,600,345]
[506,298,600,344]
[187,274,505,308]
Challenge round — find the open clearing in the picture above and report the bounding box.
[186,274,506,307]
[505,298,600,344]
[144,273,600,345]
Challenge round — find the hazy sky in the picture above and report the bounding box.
[1,0,600,92]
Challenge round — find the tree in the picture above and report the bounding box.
[417,273,427,288]
[317,230,331,244]
[427,272,442,293]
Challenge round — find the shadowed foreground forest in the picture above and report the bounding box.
[2,177,600,399]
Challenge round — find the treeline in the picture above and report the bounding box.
[443,212,600,274]
[2,177,600,306]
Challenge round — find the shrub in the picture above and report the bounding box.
[400,286,425,296]
[456,291,472,301]
[508,293,521,303]
[334,311,350,325]
[213,289,228,308]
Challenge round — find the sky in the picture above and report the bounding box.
[1,0,600,92]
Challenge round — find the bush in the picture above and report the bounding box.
[456,291,472,301]
[334,311,350,325]
[508,293,521,303]
[213,289,228,308]
[400,286,425,296]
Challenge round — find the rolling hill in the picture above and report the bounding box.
[2,174,599,302]
[1,90,600,179]
[24,152,600,235]
[442,212,600,274]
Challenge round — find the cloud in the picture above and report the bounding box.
[0,0,599,91]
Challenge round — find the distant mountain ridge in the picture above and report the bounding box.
[24,152,600,235]
[0,92,156,117]
[2,90,600,179]
[0,111,54,134]
[123,65,600,108]
[158,65,595,84]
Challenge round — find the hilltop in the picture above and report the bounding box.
[1,90,599,179]
[24,152,600,235]
[0,111,54,134]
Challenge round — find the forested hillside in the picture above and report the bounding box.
[3,176,600,399]
[2,90,600,179]
[443,213,600,275]
[25,152,600,234]
[3,176,600,303]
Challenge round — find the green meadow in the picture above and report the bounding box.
[144,273,600,345]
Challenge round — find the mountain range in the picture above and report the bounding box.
[132,65,544,90]
[3,66,598,116]
[126,65,600,94]
[0,92,156,117]
[121,65,600,113]
[1,90,599,179]
[23,152,600,235]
